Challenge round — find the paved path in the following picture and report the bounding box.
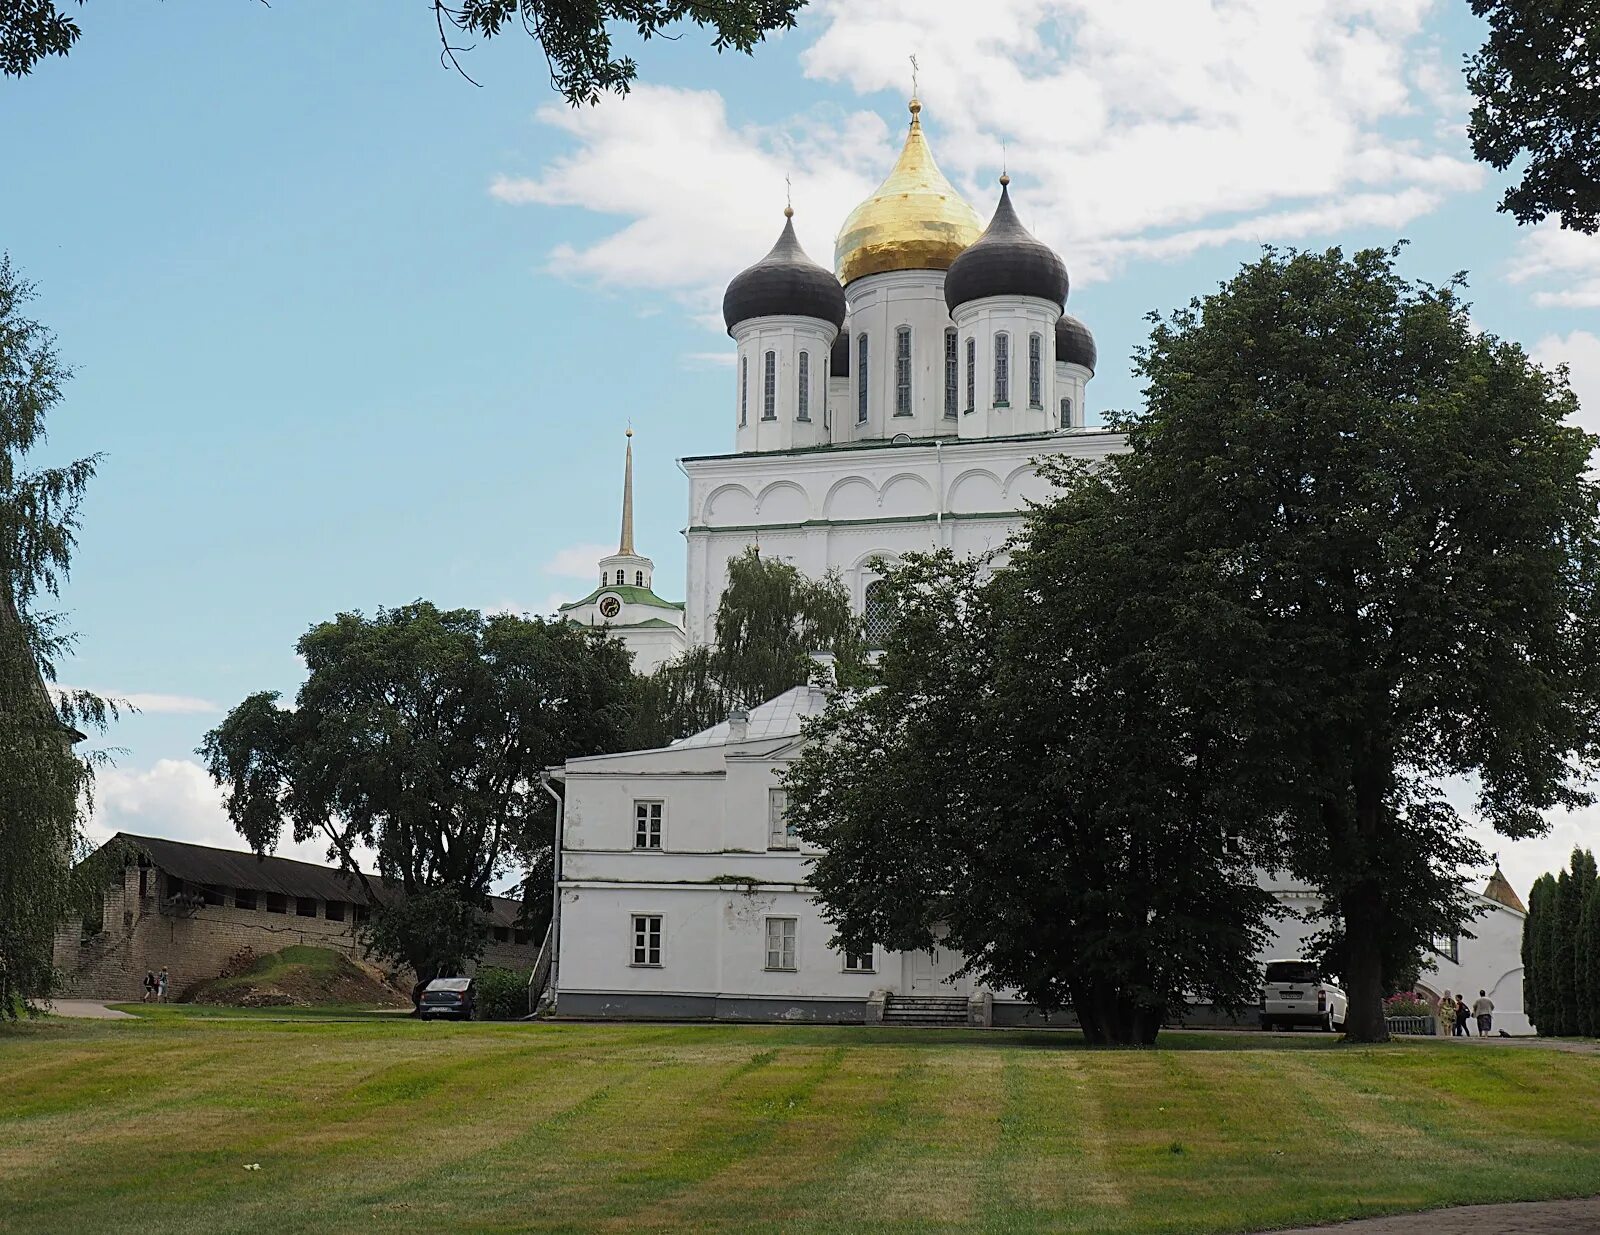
[45,999,136,1020]
[1272,1197,1600,1233]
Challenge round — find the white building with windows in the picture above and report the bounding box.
[551,684,993,1023]
[549,95,1530,1028]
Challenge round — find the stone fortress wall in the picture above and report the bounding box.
[53,860,536,1002]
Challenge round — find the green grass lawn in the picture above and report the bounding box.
[2,1014,1597,1235]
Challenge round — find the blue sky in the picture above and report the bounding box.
[4,0,1597,892]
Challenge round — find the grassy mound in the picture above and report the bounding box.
[183,945,408,1009]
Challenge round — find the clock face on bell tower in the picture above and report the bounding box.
[599,595,622,620]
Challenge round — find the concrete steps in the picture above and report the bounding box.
[883,995,968,1026]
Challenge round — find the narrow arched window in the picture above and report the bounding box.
[740,354,748,427]
[894,327,912,416]
[863,579,894,649]
[856,334,869,424]
[616,569,625,585]
[1028,333,1043,407]
[1060,396,1073,427]
[635,571,644,587]
[965,336,975,412]
[762,350,777,420]
[994,333,1010,406]
[797,351,810,422]
[944,329,958,419]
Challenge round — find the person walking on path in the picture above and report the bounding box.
[1473,990,1494,1035]
[141,971,156,1003]
[1437,990,1455,1036]
[1454,995,1472,1036]
[156,967,169,1004]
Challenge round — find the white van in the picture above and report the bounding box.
[1259,959,1348,1031]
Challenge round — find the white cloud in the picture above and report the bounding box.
[682,352,738,369]
[88,758,373,870]
[544,543,614,577]
[55,687,220,715]
[1507,226,1600,309]
[492,0,1479,310]
[1531,330,1600,437]
[483,593,577,618]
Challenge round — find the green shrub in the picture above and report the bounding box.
[475,966,530,1021]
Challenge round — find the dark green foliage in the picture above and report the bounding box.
[1466,0,1600,233]
[631,548,867,745]
[0,0,80,77]
[200,603,635,997]
[440,0,804,103]
[1523,855,1600,1037]
[1576,858,1600,1038]
[473,965,530,1020]
[1552,869,1576,1034]
[0,255,111,1017]
[2,1,803,105]
[1552,849,1596,1035]
[1096,245,1600,1042]
[787,522,1279,1046]
[1523,874,1555,1033]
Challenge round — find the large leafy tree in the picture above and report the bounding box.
[631,547,867,746]
[1466,0,1600,234]
[787,524,1279,1046]
[1124,244,1600,1041]
[200,602,635,998]
[0,255,111,1017]
[2,1,805,104]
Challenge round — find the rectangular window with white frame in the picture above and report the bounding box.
[944,328,959,418]
[633,800,663,850]
[843,949,875,973]
[765,917,797,970]
[994,332,1010,406]
[768,787,796,849]
[894,326,912,415]
[631,914,662,966]
[797,350,810,421]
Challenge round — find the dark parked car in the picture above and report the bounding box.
[419,976,476,1020]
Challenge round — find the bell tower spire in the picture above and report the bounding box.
[619,425,635,556]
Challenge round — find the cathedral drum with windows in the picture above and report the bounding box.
[682,96,1118,647]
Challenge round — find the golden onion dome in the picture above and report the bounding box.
[834,99,984,286]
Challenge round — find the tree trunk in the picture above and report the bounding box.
[1341,775,1390,1043]
[1073,984,1164,1046]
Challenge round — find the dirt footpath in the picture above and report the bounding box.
[1272,1196,1600,1234]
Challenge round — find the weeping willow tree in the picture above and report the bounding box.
[0,255,112,1017]
[630,548,868,745]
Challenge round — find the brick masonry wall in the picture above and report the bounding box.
[53,865,538,1001]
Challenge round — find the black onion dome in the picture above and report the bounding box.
[723,211,847,335]
[944,179,1069,314]
[1055,312,1097,375]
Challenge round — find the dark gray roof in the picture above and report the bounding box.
[944,180,1069,313]
[1055,312,1097,375]
[112,832,522,928]
[723,213,847,334]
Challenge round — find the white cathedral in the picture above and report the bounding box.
[550,98,1530,1029]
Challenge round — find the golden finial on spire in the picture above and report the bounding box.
[784,174,793,218]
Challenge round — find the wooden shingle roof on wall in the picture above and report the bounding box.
[111,832,523,928]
